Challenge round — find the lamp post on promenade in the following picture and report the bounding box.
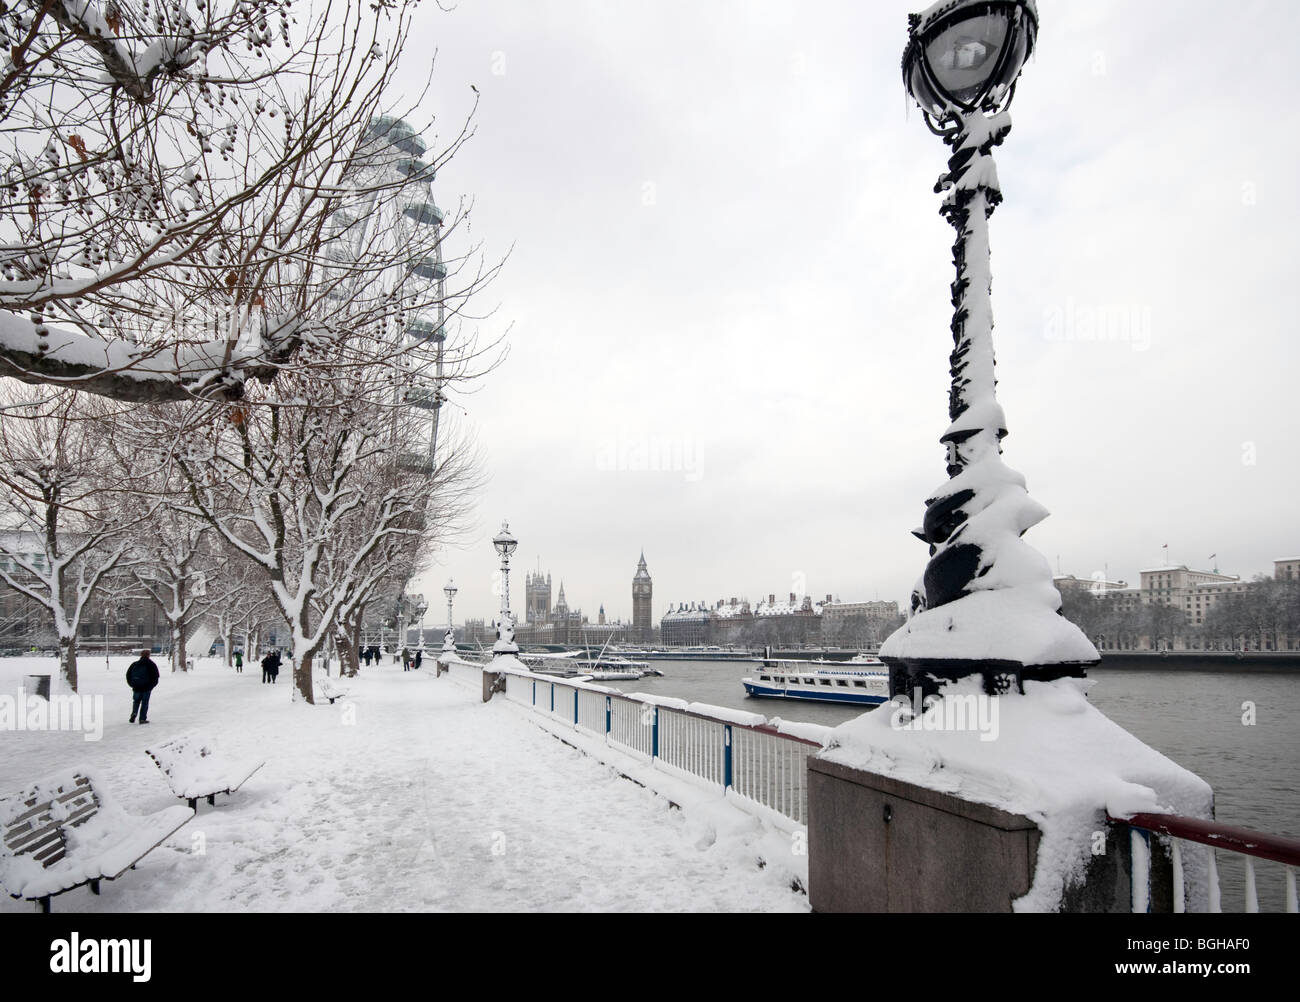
[443,579,458,655]
[492,522,518,657]
[409,593,425,651]
[882,0,1099,699]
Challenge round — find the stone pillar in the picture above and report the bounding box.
[807,758,1173,913]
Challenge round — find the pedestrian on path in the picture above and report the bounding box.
[126,649,160,724]
[234,650,243,673]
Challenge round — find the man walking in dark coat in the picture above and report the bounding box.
[261,649,281,684]
[126,649,160,724]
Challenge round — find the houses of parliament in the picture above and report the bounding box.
[500,553,655,647]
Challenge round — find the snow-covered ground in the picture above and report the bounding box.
[0,656,807,912]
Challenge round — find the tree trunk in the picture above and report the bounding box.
[221,624,234,667]
[170,624,188,671]
[58,635,79,693]
[293,648,315,704]
[341,613,362,678]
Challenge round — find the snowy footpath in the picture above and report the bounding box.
[0,656,807,912]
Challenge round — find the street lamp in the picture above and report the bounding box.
[880,0,1098,699]
[443,579,458,653]
[414,593,428,650]
[492,522,518,655]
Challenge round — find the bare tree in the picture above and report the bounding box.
[168,347,460,701]
[0,389,152,689]
[205,550,269,665]
[128,507,215,673]
[0,0,499,401]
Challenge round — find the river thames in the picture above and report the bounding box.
[619,658,1300,911]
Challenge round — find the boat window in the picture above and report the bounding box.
[836,680,848,687]
[775,677,785,684]
[804,678,816,685]
[854,681,866,688]
[820,679,832,686]
[759,675,771,682]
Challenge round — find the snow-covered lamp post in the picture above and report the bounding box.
[414,593,428,650]
[882,0,1099,698]
[492,522,518,656]
[442,580,458,655]
[805,2,1216,914]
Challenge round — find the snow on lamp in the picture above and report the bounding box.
[414,593,428,650]
[492,523,519,655]
[882,0,1098,699]
[443,579,458,653]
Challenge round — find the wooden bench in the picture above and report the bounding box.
[317,677,351,705]
[0,771,193,913]
[145,734,265,811]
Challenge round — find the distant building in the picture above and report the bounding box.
[525,569,552,624]
[1053,574,1128,595]
[1138,565,1245,632]
[660,590,836,648]
[632,552,653,643]
[0,530,170,651]
[660,602,713,647]
[1061,561,1295,651]
[822,599,903,647]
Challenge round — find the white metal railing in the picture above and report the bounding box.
[473,665,828,827]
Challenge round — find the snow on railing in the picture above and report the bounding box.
[1115,812,1300,914]
[485,664,828,827]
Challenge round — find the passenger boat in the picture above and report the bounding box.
[584,668,644,682]
[742,654,890,706]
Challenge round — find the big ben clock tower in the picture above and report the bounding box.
[632,552,653,644]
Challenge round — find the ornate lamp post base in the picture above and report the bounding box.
[884,655,1093,702]
[492,613,518,656]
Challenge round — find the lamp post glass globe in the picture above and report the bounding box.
[493,522,517,559]
[904,0,1036,119]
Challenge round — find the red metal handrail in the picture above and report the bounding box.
[1114,813,1300,868]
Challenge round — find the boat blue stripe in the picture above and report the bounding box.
[741,682,888,706]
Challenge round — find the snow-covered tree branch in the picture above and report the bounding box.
[0,0,501,401]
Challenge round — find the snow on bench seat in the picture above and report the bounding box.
[0,770,192,912]
[316,677,350,704]
[145,733,265,810]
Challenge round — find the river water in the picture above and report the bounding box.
[621,658,1300,911]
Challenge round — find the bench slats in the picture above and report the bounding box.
[32,839,67,866]
[12,832,64,864]
[1,773,97,871]
[61,803,98,829]
[3,771,194,909]
[6,821,62,853]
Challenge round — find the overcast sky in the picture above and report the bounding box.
[399,0,1300,627]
